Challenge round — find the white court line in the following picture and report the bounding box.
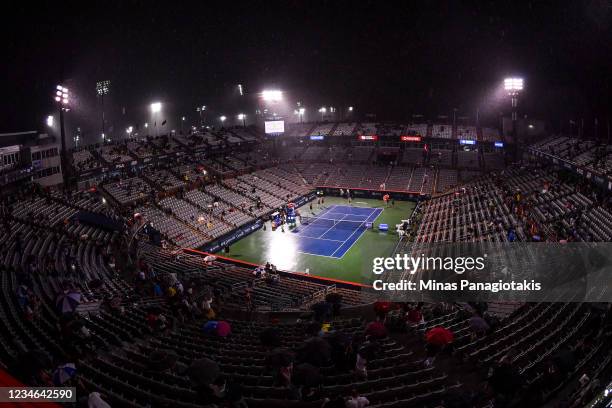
[297,250,341,259]
[316,213,348,239]
[330,207,383,258]
[297,235,345,242]
[297,205,338,236]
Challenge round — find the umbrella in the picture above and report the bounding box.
[365,321,388,339]
[216,321,231,337]
[147,350,178,372]
[56,291,81,314]
[187,358,220,386]
[373,301,392,315]
[292,363,321,387]
[52,363,77,385]
[469,316,490,334]
[16,285,29,298]
[260,327,282,348]
[266,348,294,368]
[425,327,454,346]
[203,320,218,335]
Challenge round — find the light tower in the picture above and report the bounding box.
[319,107,327,121]
[504,77,524,146]
[238,113,246,127]
[96,80,110,142]
[53,84,70,185]
[151,102,162,136]
[196,105,206,127]
[294,107,305,123]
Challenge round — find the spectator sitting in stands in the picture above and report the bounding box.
[346,388,370,408]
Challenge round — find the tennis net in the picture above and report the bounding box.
[300,215,371,229]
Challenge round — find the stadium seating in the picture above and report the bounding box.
[431,124,453,139]
[3,125,610,408]
[103,177,153,205]
[331,122,356,136]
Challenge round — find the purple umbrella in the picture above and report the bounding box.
[52,363,77,385]
[56,291,81,314]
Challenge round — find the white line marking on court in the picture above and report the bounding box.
[298,235,345,242]
[296,250,341,259]
[296,205,338,236]
[317,213,347,239]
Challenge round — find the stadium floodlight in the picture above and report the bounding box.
[319,107,327,113]
[294,108,305,123]
[238,113,246,127]
[53,84,70,185]
[220,115,227,123]
[262,90,283,102]
[54,85,69,105]
[126,126,133,134]
[150,102,162,113]
[503,77,525,159]
[46,115,54,127]
[144,123,148,128]
[181,116,186,121]
[96,80,110,96]
[504,77,524,95]
[96,80,110,140]
[348,106,354,112]
[196,105,206,127]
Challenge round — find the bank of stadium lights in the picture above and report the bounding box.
[261,90,283,102]
[96,80,110,96]
[46,115,54,127]
[150,102,162,113]
[126,126,133,135]
[238,113,246,127]
[504,77,524,95]
[54,85,69,106]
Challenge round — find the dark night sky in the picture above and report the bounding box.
[2,0,611,143]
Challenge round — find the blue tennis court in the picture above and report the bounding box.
[293,205,383,258]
